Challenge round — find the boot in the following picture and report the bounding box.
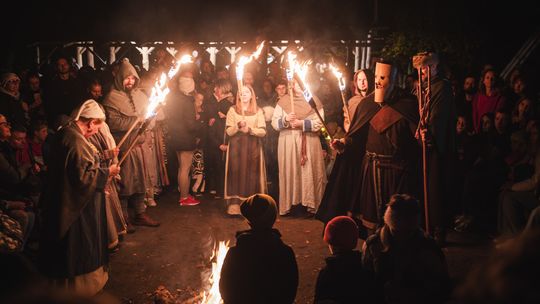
[124,215,136,234]
[133,213,160,227]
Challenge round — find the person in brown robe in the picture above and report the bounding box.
[102,58,160,229]
[39,100,121,296]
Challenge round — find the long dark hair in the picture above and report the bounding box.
[352,69,374,96]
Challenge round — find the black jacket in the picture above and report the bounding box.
[164,91,200,151]
[220,228,298,304]
[314,250,375,304]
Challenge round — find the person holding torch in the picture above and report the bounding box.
[223,85,267,215]
[271,77,327,217]
[103,58,160,230]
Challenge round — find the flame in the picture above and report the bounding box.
[200,241,230,304]
[145,54,192,119]
[294,61,313,101]
[329,64,346,91]
[286,52,297,81]
[236,41,266,81]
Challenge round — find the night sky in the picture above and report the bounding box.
[2,0,539,71]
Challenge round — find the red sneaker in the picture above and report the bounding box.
[179,196,200,206]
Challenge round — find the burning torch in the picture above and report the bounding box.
[235,41,265,118]
[286,51,297,113]
[329,64,351,121]
[294,62,333,142]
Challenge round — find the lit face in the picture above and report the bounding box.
[513,79,525,95]
[356,71,368,95]
[202,62,212,74]
[28,76,40,92]
[0,115,11,140]
[275,84,287,97]
[85,120,104,138]
[10,131,26,150]
[374,63,392,103]
[463,77,475,93]
[518,99,532,117]
[56,58,71,75]
[495,112,508,133]
[34,127,48,143]
[89,84,103,100]
[481,115,492,133]
[240,87,252,105]
[123,75,137,91]
[483,71,495,90]
[456,116,467,134]
[4,78,20,94]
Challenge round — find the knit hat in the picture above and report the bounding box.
[323,216,359,250]
[240,194,277,229]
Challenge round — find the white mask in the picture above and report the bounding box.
[178,77,195,95]
[374,62,394,103]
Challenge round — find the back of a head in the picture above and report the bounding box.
[240,194,278,229]
[324,216,359,251]
[384,194,420,232]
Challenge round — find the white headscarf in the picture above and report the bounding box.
[73,99,106,121]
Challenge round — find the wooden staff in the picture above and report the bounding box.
[116,118,140,150]
[417,66,431,235]
[339,90,351,123]
[237,78,245,119]
[118,116,155,166]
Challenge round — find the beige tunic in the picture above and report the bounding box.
[224,107,267,200]
[271,104,327,215]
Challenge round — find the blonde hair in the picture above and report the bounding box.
[235,85,258,114]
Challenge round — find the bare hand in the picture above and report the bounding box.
[109,164,121,176]
[286,113,297,122]
[208,118,216,126]
[330,139,345,153]
[219,144,228,152]
[195,113,201,120]
[218,112,227,119]
[237,121,247,128]
[240,126,250,134]
[290,119,303,128]
[32,163,41,174]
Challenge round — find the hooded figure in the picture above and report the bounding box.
[39,99,118,296]
[316,68,375,226]
[102,58,160,228]
[0,73,27,127]
[220,194,298,304]
[352,61,420,231]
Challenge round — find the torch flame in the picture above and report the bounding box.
[200,241,230,304]
[286,52,297,81]
[145,55,192,119]
[329,64,346,91]
[294,61,313,101]
[236,41,266,81]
